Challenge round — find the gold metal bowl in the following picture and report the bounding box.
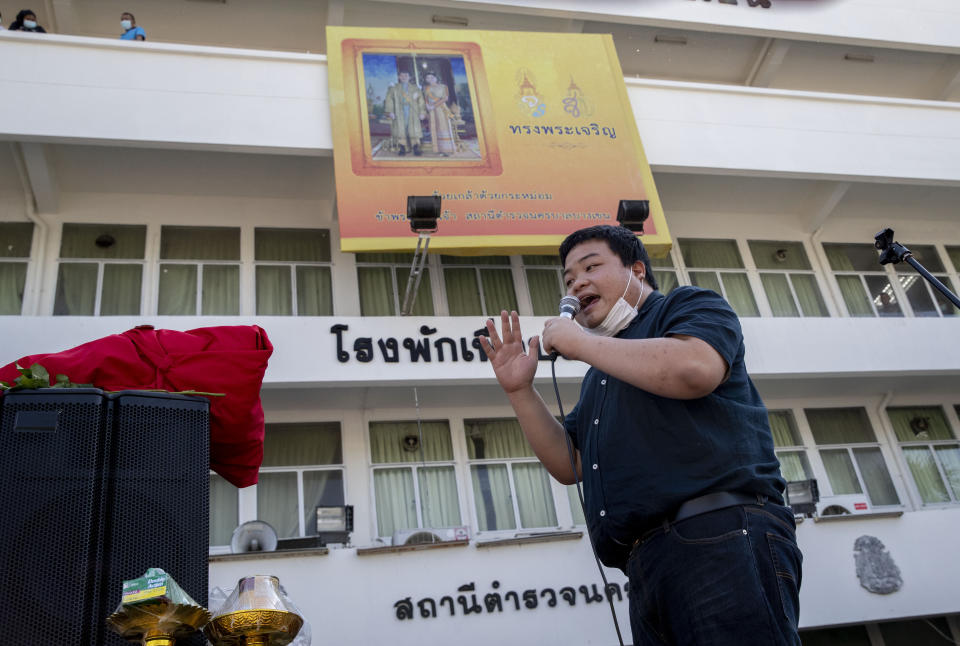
[204,608,304,646]
[106,599,210,646]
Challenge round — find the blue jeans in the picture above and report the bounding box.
[625,501,802,646]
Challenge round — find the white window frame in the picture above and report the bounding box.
[355,252,437,316]
[677,238,761,317]
[890,244,958,318]
[467,453,558,534]
[256,464,346,537]
[369,461,460,538]
[747,240,830,318]
[55,258,145,316]
[439,255,518,317]
[885,404,960,507]
[253,228,334,316]
[823,242,910,318]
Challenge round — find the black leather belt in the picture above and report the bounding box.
[673,491,763,523]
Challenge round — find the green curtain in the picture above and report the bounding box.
[654,269,678,294]
[514,462,557,528]
[935,446,960,500]
[768,410,801,447]
[160,226,239,260]
[480,268,519,314]
[721,273,759,316]
[0,222,34,258]
[688,271,721,294]
[418,466,461,528]
[61,224,145,259]
[54,263,97,315]
[823,243,876,272]
[263,422,342,466]
[790,274,828,317]
[819,449,862,495]
[853,447,900,505]
[369,421,454,463]
[902,447,950,504]
[201,265,240,315]
[0,263,27,315]
[835,275,874,317]
[100,264,142,315]
[886,406,953,442]
[464,419,534,459]
[471,464,516,531]
[255,228,330,262]
[777,451,812,482]
[158,264,197,315]
[748,241,812,271]
[358,266,395,315]
[760,273,799,317]
[680,239,744,269]
[526,268,562,316]
[567,485,586,525]
[256,265,292,315]
[297,266,333,315]
[444,267,482,315]
[805,408,876,444]
[209,473,239,546]
[257,472,300,538]
[374,467,417,537]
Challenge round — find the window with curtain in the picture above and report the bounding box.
[210,473,239,547]
[369,420,460,539]
[356,252,434,316]
[947,246,960,273]
[523,255,563,316]
[768,410,813,483]
[441,255,518,316]
[678,239,759,317]
[464,418,558,532]
[748,241,828,317]
[0,222,33,315]
[886,406,959,505]
[804,407,900,506]
[256,422,344,539]
[54,224,145,316]
[158,226,240,315]
[650,253,680,295]
[254,228,333,315]
[823,243,902,317]
[567,485,586,526]
[891,245,957,318]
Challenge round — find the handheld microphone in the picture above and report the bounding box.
[550,296,581,360]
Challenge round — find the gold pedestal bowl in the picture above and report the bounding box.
[204,608,304,646]
[106,598,210,646]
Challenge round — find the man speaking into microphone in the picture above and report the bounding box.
[482,225,801,646]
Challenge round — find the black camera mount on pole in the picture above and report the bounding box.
[874,228,960,311]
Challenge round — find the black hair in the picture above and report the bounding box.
[122,11,136,21]
[558,224,659,291]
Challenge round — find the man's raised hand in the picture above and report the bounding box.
[482,310,540,394]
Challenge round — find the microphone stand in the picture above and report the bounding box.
[874,228,960,312]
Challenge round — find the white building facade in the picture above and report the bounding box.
[2,1,960,643]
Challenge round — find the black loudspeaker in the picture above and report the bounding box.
[0,389,209,646]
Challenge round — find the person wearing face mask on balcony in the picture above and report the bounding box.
[119,12,145,41]
[482,224,801,646]
[8,9,46,33]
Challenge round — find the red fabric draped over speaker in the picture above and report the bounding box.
[0,325,273,488]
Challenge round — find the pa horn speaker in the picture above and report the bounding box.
[230,520,278,554]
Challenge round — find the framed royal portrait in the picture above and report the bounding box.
[338,38,502,176]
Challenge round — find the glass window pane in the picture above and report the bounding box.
[836,275,874,317]
[370,421,454,463]
[445,267,482,315]
[464,419,535,459]
[158,264,197,315]
[471,464,516,531]
[777,451,812,482]
[853,447,899,505]
[374,467,416,537]
[201,265,239,315]
[480,268,519,314]
[935,445,960,500]
[297,266,334,316]
[54,263,97,315]
[523,255,557,267]
[100,264,142,315]
[209,473,238,546]
[526,268,562,316]
[820,449,862,495]
[760,273,800,317]
[0,263,28,314]
[303,470,344,535]
[358,266,396,315]
[649,254,674,268]
[441,255,510,266]
[60,224,145,259]
[256,265,292,315]
[418,466,461,528]
[900,274,938,317]
[679,239,744,269]
[688,270,721,295]
[886,406,954,442]
[749,241,812,271]
[394,266,433,316]
[902,447,950,504]
[946,246,960,272]
[932,276,958,317]
[514,462,557,528]
[567,485,586,525]
[263,423,342,467]
[891,244,945,273]
[0,222,34,258]
[161,226,240,261]
[768,410,802,447]
[790,274,828,317]
[257,472,300,539]
[255,228,330,262]
[806,408,876,444]
[654,269,679,294]
[864,275,902,317]
[720,273,759,317]
[823,243,879,272]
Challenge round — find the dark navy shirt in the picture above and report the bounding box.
[563,286,785,570]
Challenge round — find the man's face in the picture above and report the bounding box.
[398,72,410,84]
[562,239,641,328]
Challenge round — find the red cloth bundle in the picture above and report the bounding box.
[0,325,272,487]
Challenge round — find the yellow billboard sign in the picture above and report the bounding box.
[326,26,670,256]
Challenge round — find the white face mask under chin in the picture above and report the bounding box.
[582,270,643,337]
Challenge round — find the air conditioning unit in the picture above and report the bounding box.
[816,494,872,517]
[392,526,469,546]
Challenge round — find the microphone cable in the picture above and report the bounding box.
[550,355,626,646]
